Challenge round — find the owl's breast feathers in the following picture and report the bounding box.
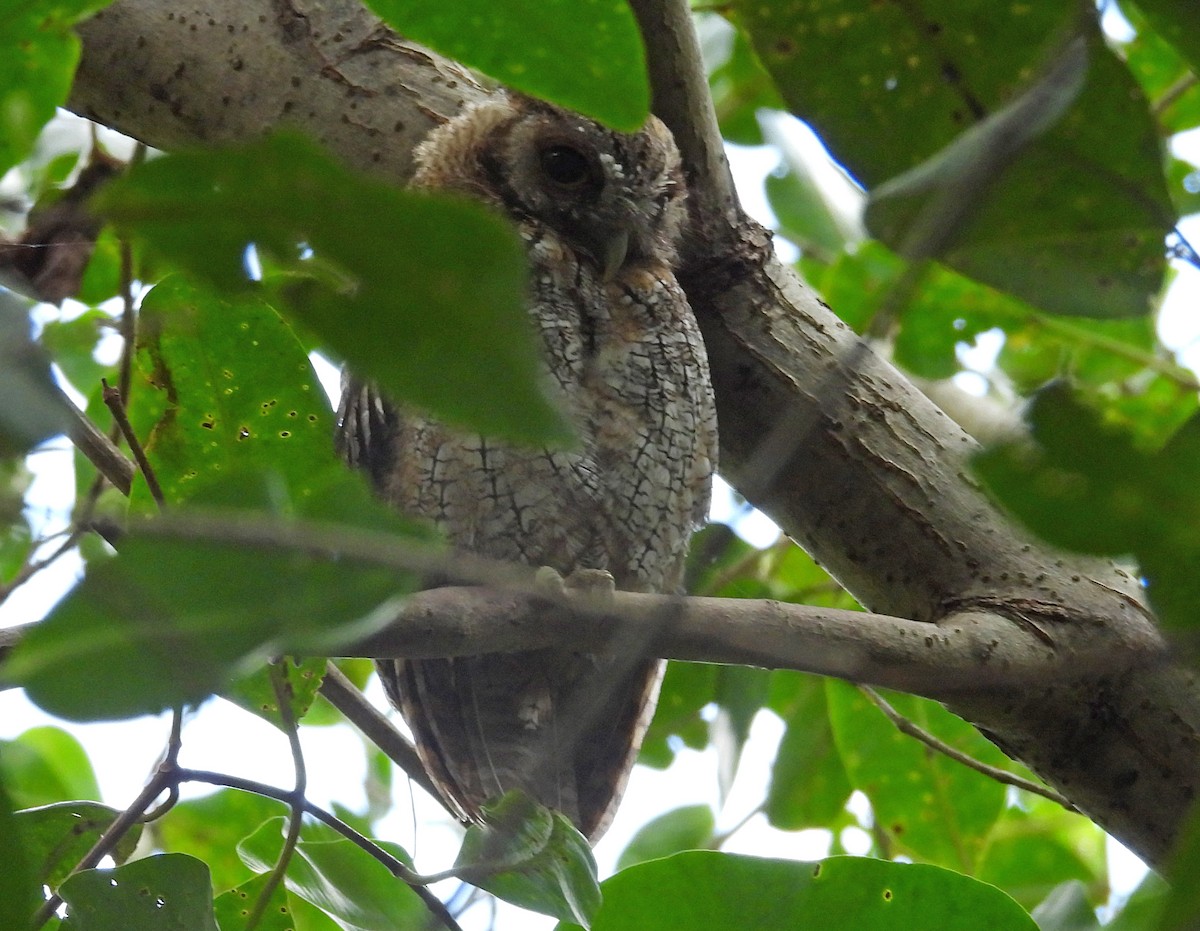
[340,95,716,841]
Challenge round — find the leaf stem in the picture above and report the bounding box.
[860,686,1075,809]
[177,768,464,931]
[101,378,164,506]
[243,663,308,931]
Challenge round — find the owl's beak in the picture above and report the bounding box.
[570,224,630,281]
[568,226,628,281]
[599,229,630,281]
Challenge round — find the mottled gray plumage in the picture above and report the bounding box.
[337,94,717,840]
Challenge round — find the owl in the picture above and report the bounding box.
[336,93,717,841]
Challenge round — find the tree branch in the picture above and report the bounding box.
[344,585,1165,699]
[318,661,445,805]
[60,383,135,495]
[630,0,1193,867]
[0,507,1166,699]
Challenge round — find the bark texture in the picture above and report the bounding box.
[66,0,1197,867]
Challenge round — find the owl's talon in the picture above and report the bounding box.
[534,566,567,599]
[563,568,617,609]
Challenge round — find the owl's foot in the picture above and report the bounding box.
[563,567,616,608]
[532,566,616,610]
[533,565,568,599]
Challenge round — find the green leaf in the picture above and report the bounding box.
[76,226,126,307]
[767,545,857,608]
[711,666,770,798]
[98,132,569,445]
[0,517,32,584]
[1134,0,1200,79]
[734,3,1171,318]
[456,790,601,927]
[0,770,40,931]
[0,0,114,175]
[223,656,327,730]
[1106,872,1169,931]
[0,726,101,807]
[765,166,852,262]
[58,853,219,931]
[39,310,111,395]
[17,802,141,888]
[212,872,294,931]
[556,851,1038,931]
[978,827,1098,912]
[1122,9,1200,134]
[1029,881,1101,931]
[615,805,715,871]
[301,657,374,727]
[809,239,1198,438]
[1148,784,1200,930]
[363,0,648,130]
[0,457,34,582]
[124,277,338,507]
[864,35,1088,241]
[765,673,851,830]
[684,522,754,597]
[237,817,427,930]
[213,873,345,931]
[153,790,288,893]
[1167,155,1200,217]
[973,386,1200,628]
[0,292,72,455]
[6,469,428,720]
[707,26,785,146]
[639,661,715,769]
[826,681,1007,871]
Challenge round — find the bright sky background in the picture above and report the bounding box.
[4,20,1200,924]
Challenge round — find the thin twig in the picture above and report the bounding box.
[101,378,163,505]
[0,528,79,605]
[860,687,1076,809]
[319,661,445,807]
[139,709,185,823]
[31,722,462,931]
[696,535,784,597]
[177,769,464,931]
[1153,72,1198,121]
[116,235,136,402]
[709,803,762,850]
[139,783,180,823]
[32,762,175,927]
[61,386,135,495]
[245,663,307,931]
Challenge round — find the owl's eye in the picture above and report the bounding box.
[539,144,594,188]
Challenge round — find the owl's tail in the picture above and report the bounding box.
[380,648,663,842]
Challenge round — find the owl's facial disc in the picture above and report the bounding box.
[524,137,632,279]
[487,99,685,277]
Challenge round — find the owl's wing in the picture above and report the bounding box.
[335,377,400,492]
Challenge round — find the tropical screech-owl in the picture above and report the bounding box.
[336,93,717,841]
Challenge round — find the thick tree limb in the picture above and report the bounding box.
[349,587,1167,698]
[0,575,1165,704]
[629,0,1195,868]
[59,0,1200,867]
[0,509,1164,695]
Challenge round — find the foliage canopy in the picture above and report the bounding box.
[1,0,1199,928]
